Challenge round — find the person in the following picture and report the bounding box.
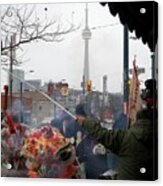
[106,112,128,172]
[113,112,128,130]
[75,104,108,179]
[51,110,74,137]
[76,79,158,180]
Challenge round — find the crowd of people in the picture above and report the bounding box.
[47,79,157,180]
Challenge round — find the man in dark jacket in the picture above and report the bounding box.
[76,79,158,180]
[75,104,108,179]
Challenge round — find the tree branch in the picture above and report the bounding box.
[1,5,80,65]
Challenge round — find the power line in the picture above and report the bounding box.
[90,22,119,30]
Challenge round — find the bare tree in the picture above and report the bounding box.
[1,5,79,65]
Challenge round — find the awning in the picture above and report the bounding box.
[101,1,158,52]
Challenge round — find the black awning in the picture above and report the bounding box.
[101,1,158,52]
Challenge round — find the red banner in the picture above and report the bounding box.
[128,59,141,125]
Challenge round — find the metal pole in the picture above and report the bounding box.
[9,36,13,111]
[123,24,129,115]
[53,93,57,118]
[151,54,155,79]
[82,75,85,95]
[20,82,23,123]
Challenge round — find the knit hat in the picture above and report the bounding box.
[141,79,157,100]
[75,104,87,117]
[145,79,156,93]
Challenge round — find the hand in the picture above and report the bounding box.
[75,115,86,126]
[92,143,106,155]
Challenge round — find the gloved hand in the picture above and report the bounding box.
[92,143,106,155]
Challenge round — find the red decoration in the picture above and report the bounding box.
[4,85,9,92]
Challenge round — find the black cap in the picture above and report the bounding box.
[145,79,156,91]
[75,104,87,117]
[141,79,157,100]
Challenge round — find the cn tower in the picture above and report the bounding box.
[82,3,92,93]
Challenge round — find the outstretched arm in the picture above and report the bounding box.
[76,116,126,154]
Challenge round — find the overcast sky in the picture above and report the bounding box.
[1,2,152,92]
